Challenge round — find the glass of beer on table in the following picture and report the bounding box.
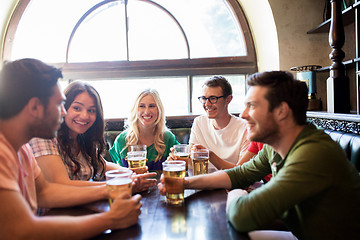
[191,148,209,176]
[173,144,190,172]
[127,151,147,174]
[105,169,133,207]
[162,160,186,206]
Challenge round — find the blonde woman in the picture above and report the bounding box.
[110,89,179,170]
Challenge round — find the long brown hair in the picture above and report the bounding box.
[57,81,106,180]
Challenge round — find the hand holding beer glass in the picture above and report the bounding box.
[127,144,147,174]
[162,160,186,206]
[172,144,190,172]
[105,169,133,207]
[127,151,147,174]
[191,148,209,176]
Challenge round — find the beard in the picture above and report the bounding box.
[28,116,60,140]
[249,121,279,145]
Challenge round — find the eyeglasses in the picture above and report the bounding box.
[198,95,225,104]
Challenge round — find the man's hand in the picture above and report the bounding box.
[168,144,206,160]
[157,173,166,196]
[226,189,248,213]
[191,144,207,152]
[108,193,142,229]
[157,173,188,196]
[132,172,157,193]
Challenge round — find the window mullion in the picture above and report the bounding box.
[188,75,193,113]
[125,0,129,61]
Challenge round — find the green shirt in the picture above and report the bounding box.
[109,129,179,170]
[225,123,360,239]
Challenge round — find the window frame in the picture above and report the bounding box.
[2,0,256,115]
[3,0,256,76]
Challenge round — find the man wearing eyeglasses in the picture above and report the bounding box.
[189,76,250,170]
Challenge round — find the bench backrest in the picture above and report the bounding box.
[324,129,360,172]
[103,115,360,172]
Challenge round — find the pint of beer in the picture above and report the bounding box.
[191,149,209,176]
[162,160,186,206]
[127,151,147,174]
[173,144,190,172]
[105,169,133,207]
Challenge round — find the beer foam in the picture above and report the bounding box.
[107,178,132,186]
[163,166,185,172]
[128,156,146,161]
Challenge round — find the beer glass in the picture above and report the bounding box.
[162,160,186,206]
[130,144,147,153]
[105,169,133,207]
[127,151,147,174]
[191,149,209,176]
[173,144,190,172]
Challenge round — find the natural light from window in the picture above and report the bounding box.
[12,0,246,62]
[10,0,253,118]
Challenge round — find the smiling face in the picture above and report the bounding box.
[201,85,230,120]
[241,86,279,144]
[137,94,159,128]
[64,91,97,138]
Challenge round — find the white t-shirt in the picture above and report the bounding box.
[189,115,249,170]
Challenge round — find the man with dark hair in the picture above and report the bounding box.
[189,75,249,170]
[0,59,142,239]
[0,58,62,119]
[159,71,360,239]
[247,71,308,125]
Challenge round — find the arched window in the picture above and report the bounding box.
[3,0,256,118]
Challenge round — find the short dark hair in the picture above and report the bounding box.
[203,75,232,97]
[247,71,308,125]
[0,58,62,119]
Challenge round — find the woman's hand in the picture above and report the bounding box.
[132,172,157,193]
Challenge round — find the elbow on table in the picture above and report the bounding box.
[227,210,255,232]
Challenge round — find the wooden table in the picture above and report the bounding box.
[47,172,250,240]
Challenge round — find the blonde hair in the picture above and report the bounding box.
[124,89,167,161]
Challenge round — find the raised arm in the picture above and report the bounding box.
[236,151,256,166]
[191,144,237,170]
[208,150,237,170]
